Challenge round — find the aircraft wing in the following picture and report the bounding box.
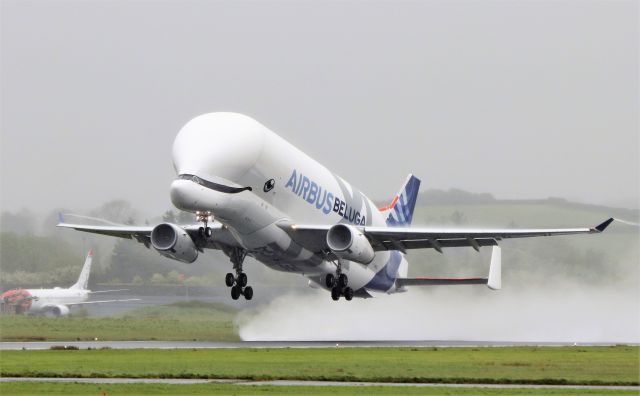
[89,289,130,294]
[285,218,614,253]
[57,214,239,250]
[57,223,155,240]
[65,298,141,306]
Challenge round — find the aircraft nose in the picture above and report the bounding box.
[170,177,233,213]
[170,179,199,212]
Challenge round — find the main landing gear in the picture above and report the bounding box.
[325,261,354,301]
[225,247,253,301]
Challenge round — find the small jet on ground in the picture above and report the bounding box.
[58,113,613,302]
[1,250,138,316]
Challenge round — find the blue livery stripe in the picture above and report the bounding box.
[364,250,402,291]
[386,174,421,226]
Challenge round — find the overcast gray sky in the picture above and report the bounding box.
[1,0,638,217]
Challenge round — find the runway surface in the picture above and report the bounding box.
[1,340,631,350]
[1,377,637,391]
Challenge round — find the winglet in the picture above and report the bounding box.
[58,212,65,224]
[487,245,501,290]
[594,218,614,232]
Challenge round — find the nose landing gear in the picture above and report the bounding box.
[196,212,214,238]
[225,247,253,301]
[199,226,213,238]
[196,211,213,239]
[195,213,253,301]
[325,260,354,301]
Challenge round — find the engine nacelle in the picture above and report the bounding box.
[44,304,70,317]
[150,223,198,263]
[326,224,375,264]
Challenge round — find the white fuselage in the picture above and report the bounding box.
[170,113,407,295]
[2,287,90,316]
[27,288,89,311]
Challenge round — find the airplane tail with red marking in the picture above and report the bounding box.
[381,174,421,227]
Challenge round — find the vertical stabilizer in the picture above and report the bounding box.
[70,250,93,290]
[381,174,421,226]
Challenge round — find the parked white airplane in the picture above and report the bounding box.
[0,250,138,316]
[58,113,613,301]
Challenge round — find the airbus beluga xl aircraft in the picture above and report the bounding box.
[58,113,613,301]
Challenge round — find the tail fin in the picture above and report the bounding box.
[70,250,93,290]
[381,174,421,226]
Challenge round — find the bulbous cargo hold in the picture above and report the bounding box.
[150,223,198,263]
[172,112,266,188]
[170,112,376,229]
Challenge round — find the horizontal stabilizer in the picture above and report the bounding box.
[396,277,487,286]
[396,244,501,290]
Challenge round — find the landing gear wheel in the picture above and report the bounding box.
[196,212,213,239]
[344,287,354,301]
[243,286,253,300]
[338,274,348,288]
[225,273,235,287]
[325,274,335,288]
[231,286,241,300]
[331,287,340,301]
[228,247,251,302]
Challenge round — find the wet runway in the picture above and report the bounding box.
[1,377,637,391]
[0,340,630,350]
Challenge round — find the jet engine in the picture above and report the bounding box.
[326,224,375,264]
[150,223,198,263]
[45,305,70,317]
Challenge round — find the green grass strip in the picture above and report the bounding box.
[0,302,239,342]
[1,346,638,386]
[0,382,638,396]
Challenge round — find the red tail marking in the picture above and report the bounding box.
[378,195,399,212]
[413,277,485,281]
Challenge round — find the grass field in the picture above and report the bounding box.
[0,301,239,341]
[0,382,637,396]
[1,347,638,386]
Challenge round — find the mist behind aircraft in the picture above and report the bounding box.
[237,284,639,343]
